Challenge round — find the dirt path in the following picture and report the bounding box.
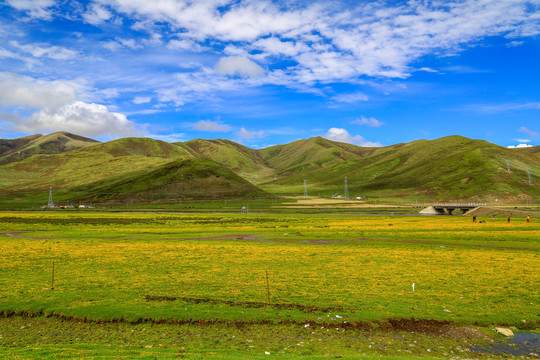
[3,231,536,251]
[186,234,538,251]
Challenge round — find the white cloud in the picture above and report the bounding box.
[506,40,525,47]
[237,127,265,140]
[323,128,382,147]
[8,0,540,86]
[83,3,113,25]
[150,133,186,143]
[133,96,151,104]
[252,37,308,57]
[4,0,540,118]
[193,120,231,132]
[507,143,534,148]
[519,126,538,138]
[0,72,78,110]
[416,67,439,73]
[352,116,383,127]
[15,101,137,138]
[167,39,207,52]
[6,0,55,20]
[10,41,79,60]
[332,92,369,104]
[216,56,264,77]
[0,72,138,138]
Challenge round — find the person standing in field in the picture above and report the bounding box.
[508,216,511,223]
[527,215,530,223]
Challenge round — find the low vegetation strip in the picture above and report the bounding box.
[0,309,489,340]
[145,295,346,313]
[0,314,506,359]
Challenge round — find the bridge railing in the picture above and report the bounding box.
[433,203,486,207]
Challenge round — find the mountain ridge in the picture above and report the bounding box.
[0,131,99,165]
[0,132,538,204]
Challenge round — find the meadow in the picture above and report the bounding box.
[0,211,538,359]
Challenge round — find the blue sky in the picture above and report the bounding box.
[0,0,539,148]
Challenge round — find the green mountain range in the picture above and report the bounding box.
[0,132,538,205]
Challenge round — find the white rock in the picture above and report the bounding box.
[494,327,514,337]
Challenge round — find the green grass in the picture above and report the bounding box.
[0,212,538,358]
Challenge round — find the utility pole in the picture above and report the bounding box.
[527,168,532,185]
[506,160,511,173]
[344,177,349,200]
[303,179,308,200]
[47,186,54,208]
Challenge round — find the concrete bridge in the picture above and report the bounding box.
[420,203,486,215]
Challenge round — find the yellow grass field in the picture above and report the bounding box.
[0,211,538,327]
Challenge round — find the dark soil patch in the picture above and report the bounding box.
[145,295,345,313]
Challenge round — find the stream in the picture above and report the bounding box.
[470,332,539,357]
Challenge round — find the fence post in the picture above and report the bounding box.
[265,270,271,305]
[51,261,55,290]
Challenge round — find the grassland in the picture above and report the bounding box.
[0,211,538,358]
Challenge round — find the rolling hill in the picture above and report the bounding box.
[0,132,538,205]
[0,136,269,204]
[263,136,540,201]
[0,131,99,165]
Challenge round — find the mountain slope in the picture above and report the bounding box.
[262,136,540,201]
[0,137,268,203]
[181,139,272,181]
[0,134,538,204]
[0,132,99,164]
[259,137,379,176]
[72,158,270,201]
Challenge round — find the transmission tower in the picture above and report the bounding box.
[527,168,532,185]
[303,179,308,200]
[344,177,349,200]
[506,160,511,172]
[47,186,54,207]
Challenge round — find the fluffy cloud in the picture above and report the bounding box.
[10,41,79,60]
[6,0,55,19]
[216,56,264,77]
[323,128,382,147]
[0,72,138,138]
[507,143,534,148]
[82,3,114,25]
[16,101,137,137]
[193,120,231,132]
[237,127,265,140]
[95,0,540,82]
[352,116,383,127]
[0,72,78,110]
[6,0,540,84]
